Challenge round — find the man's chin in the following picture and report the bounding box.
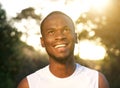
[53,55,71,63]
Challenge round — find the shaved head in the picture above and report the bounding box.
[40,11,75,36]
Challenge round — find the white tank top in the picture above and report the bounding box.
[27,63,98,88]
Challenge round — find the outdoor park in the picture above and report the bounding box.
[0,0,120,88]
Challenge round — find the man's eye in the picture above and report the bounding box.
[63,28,70,32]
[48,31,54,35]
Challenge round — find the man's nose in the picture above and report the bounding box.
[55,31,66,40]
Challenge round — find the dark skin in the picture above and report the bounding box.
[17,12,109,88]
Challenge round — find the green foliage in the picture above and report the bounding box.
[0,4,22,88]
[14,7,41,20]
[0,5,48,88]
[13,7,41,25]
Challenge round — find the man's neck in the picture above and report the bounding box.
[49,58,76,78]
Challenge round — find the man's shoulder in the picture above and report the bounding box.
[17,78,29,88]
[76,63,109,88]
[76,63,98,73]
[27,65,49,79]
[18,65,49,88]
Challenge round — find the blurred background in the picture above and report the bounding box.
[0,0,120,88]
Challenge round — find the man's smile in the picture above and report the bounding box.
[53,43,69,52]
[54,44,66,48]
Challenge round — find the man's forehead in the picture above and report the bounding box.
[40,11,75,34]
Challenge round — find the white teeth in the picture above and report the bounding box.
[55,44,66,48]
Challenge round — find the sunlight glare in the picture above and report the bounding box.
[78,40,106,60]
[89,0,109,12]
[64,0,89,21]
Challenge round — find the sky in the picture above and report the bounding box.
[0,0,110,60]
[1,0,110,20]
[0,0,89,26]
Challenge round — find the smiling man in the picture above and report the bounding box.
[17,11,109,88]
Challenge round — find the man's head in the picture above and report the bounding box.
[40,11,75,35]
[40,11,77,62]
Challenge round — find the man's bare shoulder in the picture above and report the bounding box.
[17,77,29,88]
[99,72,109,88]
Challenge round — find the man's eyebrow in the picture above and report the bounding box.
[46,27,53,30]
[46,28,56,31]
[62,26,70,29]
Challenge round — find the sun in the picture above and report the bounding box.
[75,40,106,60]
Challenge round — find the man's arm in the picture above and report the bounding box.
[17,78,29,88]
[99,72,109,88]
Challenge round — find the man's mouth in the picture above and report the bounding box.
[54,44,66,48]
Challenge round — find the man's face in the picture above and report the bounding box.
[41,14,77,61]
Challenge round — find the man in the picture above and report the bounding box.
[17,11,109,88]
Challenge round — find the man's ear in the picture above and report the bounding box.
[40,37,45,47]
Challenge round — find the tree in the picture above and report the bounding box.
[0,4,22,88]
[76,0,120,87]
[94,1,120,87]
[0,4,48,88]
